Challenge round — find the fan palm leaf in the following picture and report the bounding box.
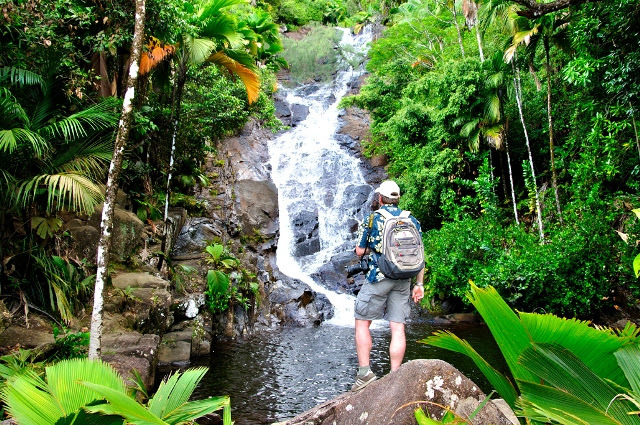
[1,358,126,425]
[201,14,245,49]
[517,344,640,425]
[197,0,247,21]
[614,344,640,396]
[148,367,208,418]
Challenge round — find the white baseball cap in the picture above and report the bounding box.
[375,180,400,200]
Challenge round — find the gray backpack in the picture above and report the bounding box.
[375,209,424,280]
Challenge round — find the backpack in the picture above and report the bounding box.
[375,209,424,280]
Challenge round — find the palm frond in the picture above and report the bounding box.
[614,344,640,395]
[518,344,639,425]
[184,34,218,65]
[0,67,44,89]
[197,0,248,21]
[420,330,518,407]
[148,367,208,419]
[466,283,539,385]
[0,128,49,156]
[164,396,230,424]
[516,381,626,425]
[82,382,166,424]
[39,99,119,141]
[484,94,501,122]
[18,172,104,215]
[202,14,244,49]
[50,135,113,180]
[519,312,632,388]
[0,89,32,128]
[140,37,176,76]
[208,51,260,104]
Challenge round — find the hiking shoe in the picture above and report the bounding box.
[351,371,377,391]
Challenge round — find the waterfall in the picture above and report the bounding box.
[268,27,373,326]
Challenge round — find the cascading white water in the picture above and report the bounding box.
[268,27,373,325]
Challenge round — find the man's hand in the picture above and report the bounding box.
[412,285,424,303]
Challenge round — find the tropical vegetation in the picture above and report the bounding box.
[419,283,640,424]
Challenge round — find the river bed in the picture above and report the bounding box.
[192,320,507,424]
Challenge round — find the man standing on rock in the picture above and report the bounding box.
[351,180,425,391]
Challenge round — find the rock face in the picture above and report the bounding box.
[88,206,145,263]
[279,359,517,425]
[268,275,334,326]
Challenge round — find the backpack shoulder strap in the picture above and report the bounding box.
[375,208,393,220]
[399,210,411,218]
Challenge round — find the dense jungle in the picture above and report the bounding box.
[1,0,640,423]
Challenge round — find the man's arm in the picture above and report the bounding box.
[412,268,425,303]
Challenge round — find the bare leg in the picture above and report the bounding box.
[389,321,406,371]
[355,318,372,367]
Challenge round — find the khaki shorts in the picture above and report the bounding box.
[354,278,411,323]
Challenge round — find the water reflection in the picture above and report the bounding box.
[192,321,507,424]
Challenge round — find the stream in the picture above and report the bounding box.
[193,27,506,424]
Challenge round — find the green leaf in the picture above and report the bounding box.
[634,254,640,278]
[148,367,207,419]
[163,396,230,424]
[614,344,640,395]
[205,244,223,261]
[466,283,538,389]
[82,382,166,425]
[415,407,442,425]
[632,209,640,220]
[420,331,517,407]
[517,381,630,425]
[518,344,638,425]
[206,270,229,295]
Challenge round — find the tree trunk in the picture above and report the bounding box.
[158,60,187,271]
[631,102,640,163]
[513,61,544,240]
[88,0,146,359]
[544,37,562,225]
[475,27,484,62]
[451,5,465,58]
[504,137,519,225]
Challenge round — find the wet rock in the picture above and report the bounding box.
[172,218,222,255]
[68,225,100,262]
[269,277,334,326]
[88,206,144,262]
[173,293,206,320]
[110,272,172,335]
[290,104,310,126]
[0,326,55,349]
[292,209,320,257]
[279,359,516,425]
[235,180,279,237]
[102,331,160,388]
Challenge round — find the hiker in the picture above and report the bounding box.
[351,180,425,392]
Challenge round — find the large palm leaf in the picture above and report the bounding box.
[1,358,126,425]
[516,343,640,425]
[86,366,231,425]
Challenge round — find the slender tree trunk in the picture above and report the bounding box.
[88,0,146,359]
[631,102,640,163]
[451,6,465,58]
[158,61,187,271]
[513,60,544,240]
[544,37,562,225]
[504,137,520,225]
[475,27,484,62]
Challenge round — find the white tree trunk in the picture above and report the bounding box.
[504,138,519,225]
[513,61,544,241]
[475,27,484,62]
[88,0,146,359]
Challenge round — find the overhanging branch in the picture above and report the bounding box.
[512,0,603,18]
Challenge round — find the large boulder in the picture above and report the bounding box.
[88,206,144,262]
[268,277,334,327]
[101,331,160,389]
[279,359,517,425]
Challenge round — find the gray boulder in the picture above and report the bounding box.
[88,206,144,262]
[268,277,334,326]
[278,359,517,425]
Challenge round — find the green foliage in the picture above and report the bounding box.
[0,358,231,425]
[276,0,323,27]
[421,284,640,424]
[204,243,258,314]
[52,326,90,360]
[281,25,345,84]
